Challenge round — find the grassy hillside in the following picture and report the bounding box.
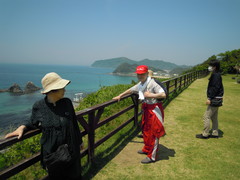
[92,74,240,180]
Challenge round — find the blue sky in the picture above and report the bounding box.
[0,0,240,66]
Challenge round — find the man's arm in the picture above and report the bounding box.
[112,89,132,101]
[144,91,166,99]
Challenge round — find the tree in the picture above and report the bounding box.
[185,49,240,74]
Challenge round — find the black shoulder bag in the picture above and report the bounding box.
[210,98,223,107]
[154,79,168,101]
[43,117,72,173]
[43,143,72,173]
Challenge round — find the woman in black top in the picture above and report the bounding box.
[5,72,83,179]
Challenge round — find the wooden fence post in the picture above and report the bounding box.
[174,78,178,93]
[179,76,182,91]
[165,81,170,98]
[184,75,186,87]
[88,111,95,163]
[131,94,139,127]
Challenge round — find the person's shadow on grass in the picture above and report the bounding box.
[218,129,224,137]
[156,144,176,161]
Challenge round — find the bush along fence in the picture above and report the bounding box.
[0,70,208,179]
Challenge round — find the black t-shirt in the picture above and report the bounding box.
[24,97,82,178]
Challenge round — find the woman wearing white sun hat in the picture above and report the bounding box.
[5,72,83,180]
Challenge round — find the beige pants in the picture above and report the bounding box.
[202,105,219,137]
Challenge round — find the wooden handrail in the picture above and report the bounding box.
[0,153,41,179]
[0,129,41,150]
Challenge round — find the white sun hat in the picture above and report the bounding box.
[41,72,70,94]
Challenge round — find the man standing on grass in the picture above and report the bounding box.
[196,59,224,139]
[113,65,166,163]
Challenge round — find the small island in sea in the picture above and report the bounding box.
[0,82,41,94]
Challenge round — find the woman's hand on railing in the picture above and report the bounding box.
[5,125,26,139]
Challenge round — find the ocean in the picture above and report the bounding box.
[0,63,137,135]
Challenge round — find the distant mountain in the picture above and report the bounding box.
[169,67,192,75]
[112,63,138,74]
[91,57,190,70]
[112,63,166,74]
[92,57,134,68]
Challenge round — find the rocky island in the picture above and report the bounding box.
[0,82,41,94]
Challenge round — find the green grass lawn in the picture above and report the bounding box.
[92,74,240,180]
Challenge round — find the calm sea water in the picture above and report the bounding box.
[0,63,137,135]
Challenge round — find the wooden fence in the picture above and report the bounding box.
[0,70,208,179]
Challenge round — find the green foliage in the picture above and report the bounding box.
[75,84,134,112]
[0,135,41,169]
[184,49,240,74]
[76,83,137,147]
[0,134,45,179]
